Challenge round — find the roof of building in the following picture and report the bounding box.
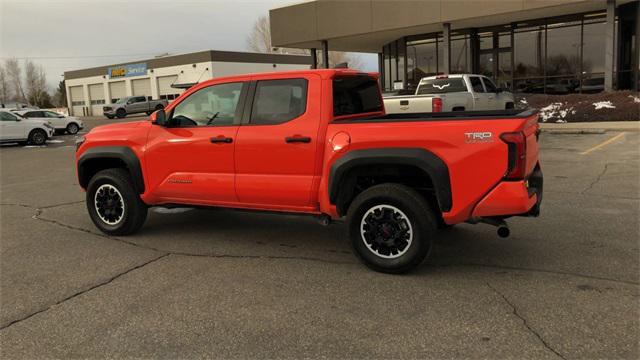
[64,50,312,80]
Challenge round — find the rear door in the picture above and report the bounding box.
[234,74,321,209]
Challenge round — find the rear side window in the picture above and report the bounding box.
[333,76,382,117]
[469,77,485,93]
[251,78,307,125]
[416,78,468,94]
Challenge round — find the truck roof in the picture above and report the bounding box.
[198,68,379,87]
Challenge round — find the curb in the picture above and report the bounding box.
[541,129,607,134]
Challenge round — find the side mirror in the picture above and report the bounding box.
[150,109,167,126]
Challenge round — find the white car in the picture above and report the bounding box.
[384,74,515,114]
[0,110,55,145]
[15,110,84,134]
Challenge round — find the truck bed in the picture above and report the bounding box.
[333,109,535,123]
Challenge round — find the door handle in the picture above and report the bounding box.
[285,136,311,143]
[210,136,233,144]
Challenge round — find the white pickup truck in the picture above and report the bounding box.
[383,74,515,114]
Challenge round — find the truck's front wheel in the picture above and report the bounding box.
[347,183,436,274]
[86,168,147,235]
[116,109,127,119]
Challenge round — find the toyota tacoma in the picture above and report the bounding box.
[76,69,542,273]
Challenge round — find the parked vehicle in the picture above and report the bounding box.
[15,110,84,135]
[0,102,38,111]
[577,77,605,94]
[383,74,515,114]
[0,110,55,145]
[103,96,168,119]
[76,69,542,274]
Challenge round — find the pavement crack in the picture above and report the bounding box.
[486,282,567,360]
[446,263,639,286]
[581,163,610,195]
[0,253,170,331]
[32,207,355,265]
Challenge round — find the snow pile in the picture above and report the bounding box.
[539,102,575,123]
[519,98,528,105]
[628,95,640,104]
[592,101,615,110]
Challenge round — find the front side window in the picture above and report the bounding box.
[250,79,307,125]
[482,77,498,92]
[0,112,18,121]
[171,82,244,127]
[469,77,485,93]
[135,96,147,103]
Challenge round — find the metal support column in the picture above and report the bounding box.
[442,23,451,75]
[604,0,616,91]
[310,48,317,69]
[321,40,329,69]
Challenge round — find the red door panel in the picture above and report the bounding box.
[144,126,238,205]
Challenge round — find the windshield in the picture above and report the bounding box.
[416,78,467,95]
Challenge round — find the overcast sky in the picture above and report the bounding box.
[0,0,376,90]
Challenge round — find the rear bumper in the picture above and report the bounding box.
[472,166,543,218]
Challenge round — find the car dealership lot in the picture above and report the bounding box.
[0,119,638,359]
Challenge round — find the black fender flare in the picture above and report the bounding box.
[328,147,452,213]
[78,146,145,193]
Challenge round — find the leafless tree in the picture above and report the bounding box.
[25,59,50,107]
[247,15,362,69]
[0,65,9,103]
[4,58,26,102]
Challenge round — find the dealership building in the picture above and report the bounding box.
[63,50,312,116]
[270,0,639,94]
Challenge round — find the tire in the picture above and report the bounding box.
[28,129,47,145]
[66,122,79,135]
[155,104,164,111]
[86,168,148,236]
[505,102,515,110]
[116,109,127,119]
[347,183,437,274]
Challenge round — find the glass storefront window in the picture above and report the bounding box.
[407,37,439,83]
[583,18,606,75]
[397,40,406,87]
[546,21,581,76]
[450,35,471,74]
[514,26,545,78]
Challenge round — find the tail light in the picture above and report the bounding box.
[432,98,443,113]
[500,131,527,180]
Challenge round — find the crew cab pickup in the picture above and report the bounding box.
[103,96,168,119]
[383,74,515,115]
[76,69,542,274]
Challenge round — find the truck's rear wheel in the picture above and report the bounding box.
[86,168,147,235]
[116,109,126,119]
[347,183,436,274]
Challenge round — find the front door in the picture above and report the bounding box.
[144,81,247,205]
[234,75,321,209]
[469,76,491,110]
[0,112,25,140]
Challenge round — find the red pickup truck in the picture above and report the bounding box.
[76,69,542,273]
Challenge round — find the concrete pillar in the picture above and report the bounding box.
[82,84,91,116]
[310,48,317,69]
[150,73,159,100]
[321,40,329,69]
[604,0,616,92]
[103,82,111,105]
[442,23,451,75]
[65,84,73,116]
[125,79,133,96]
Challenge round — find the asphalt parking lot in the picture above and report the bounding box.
[1,117,638,359]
